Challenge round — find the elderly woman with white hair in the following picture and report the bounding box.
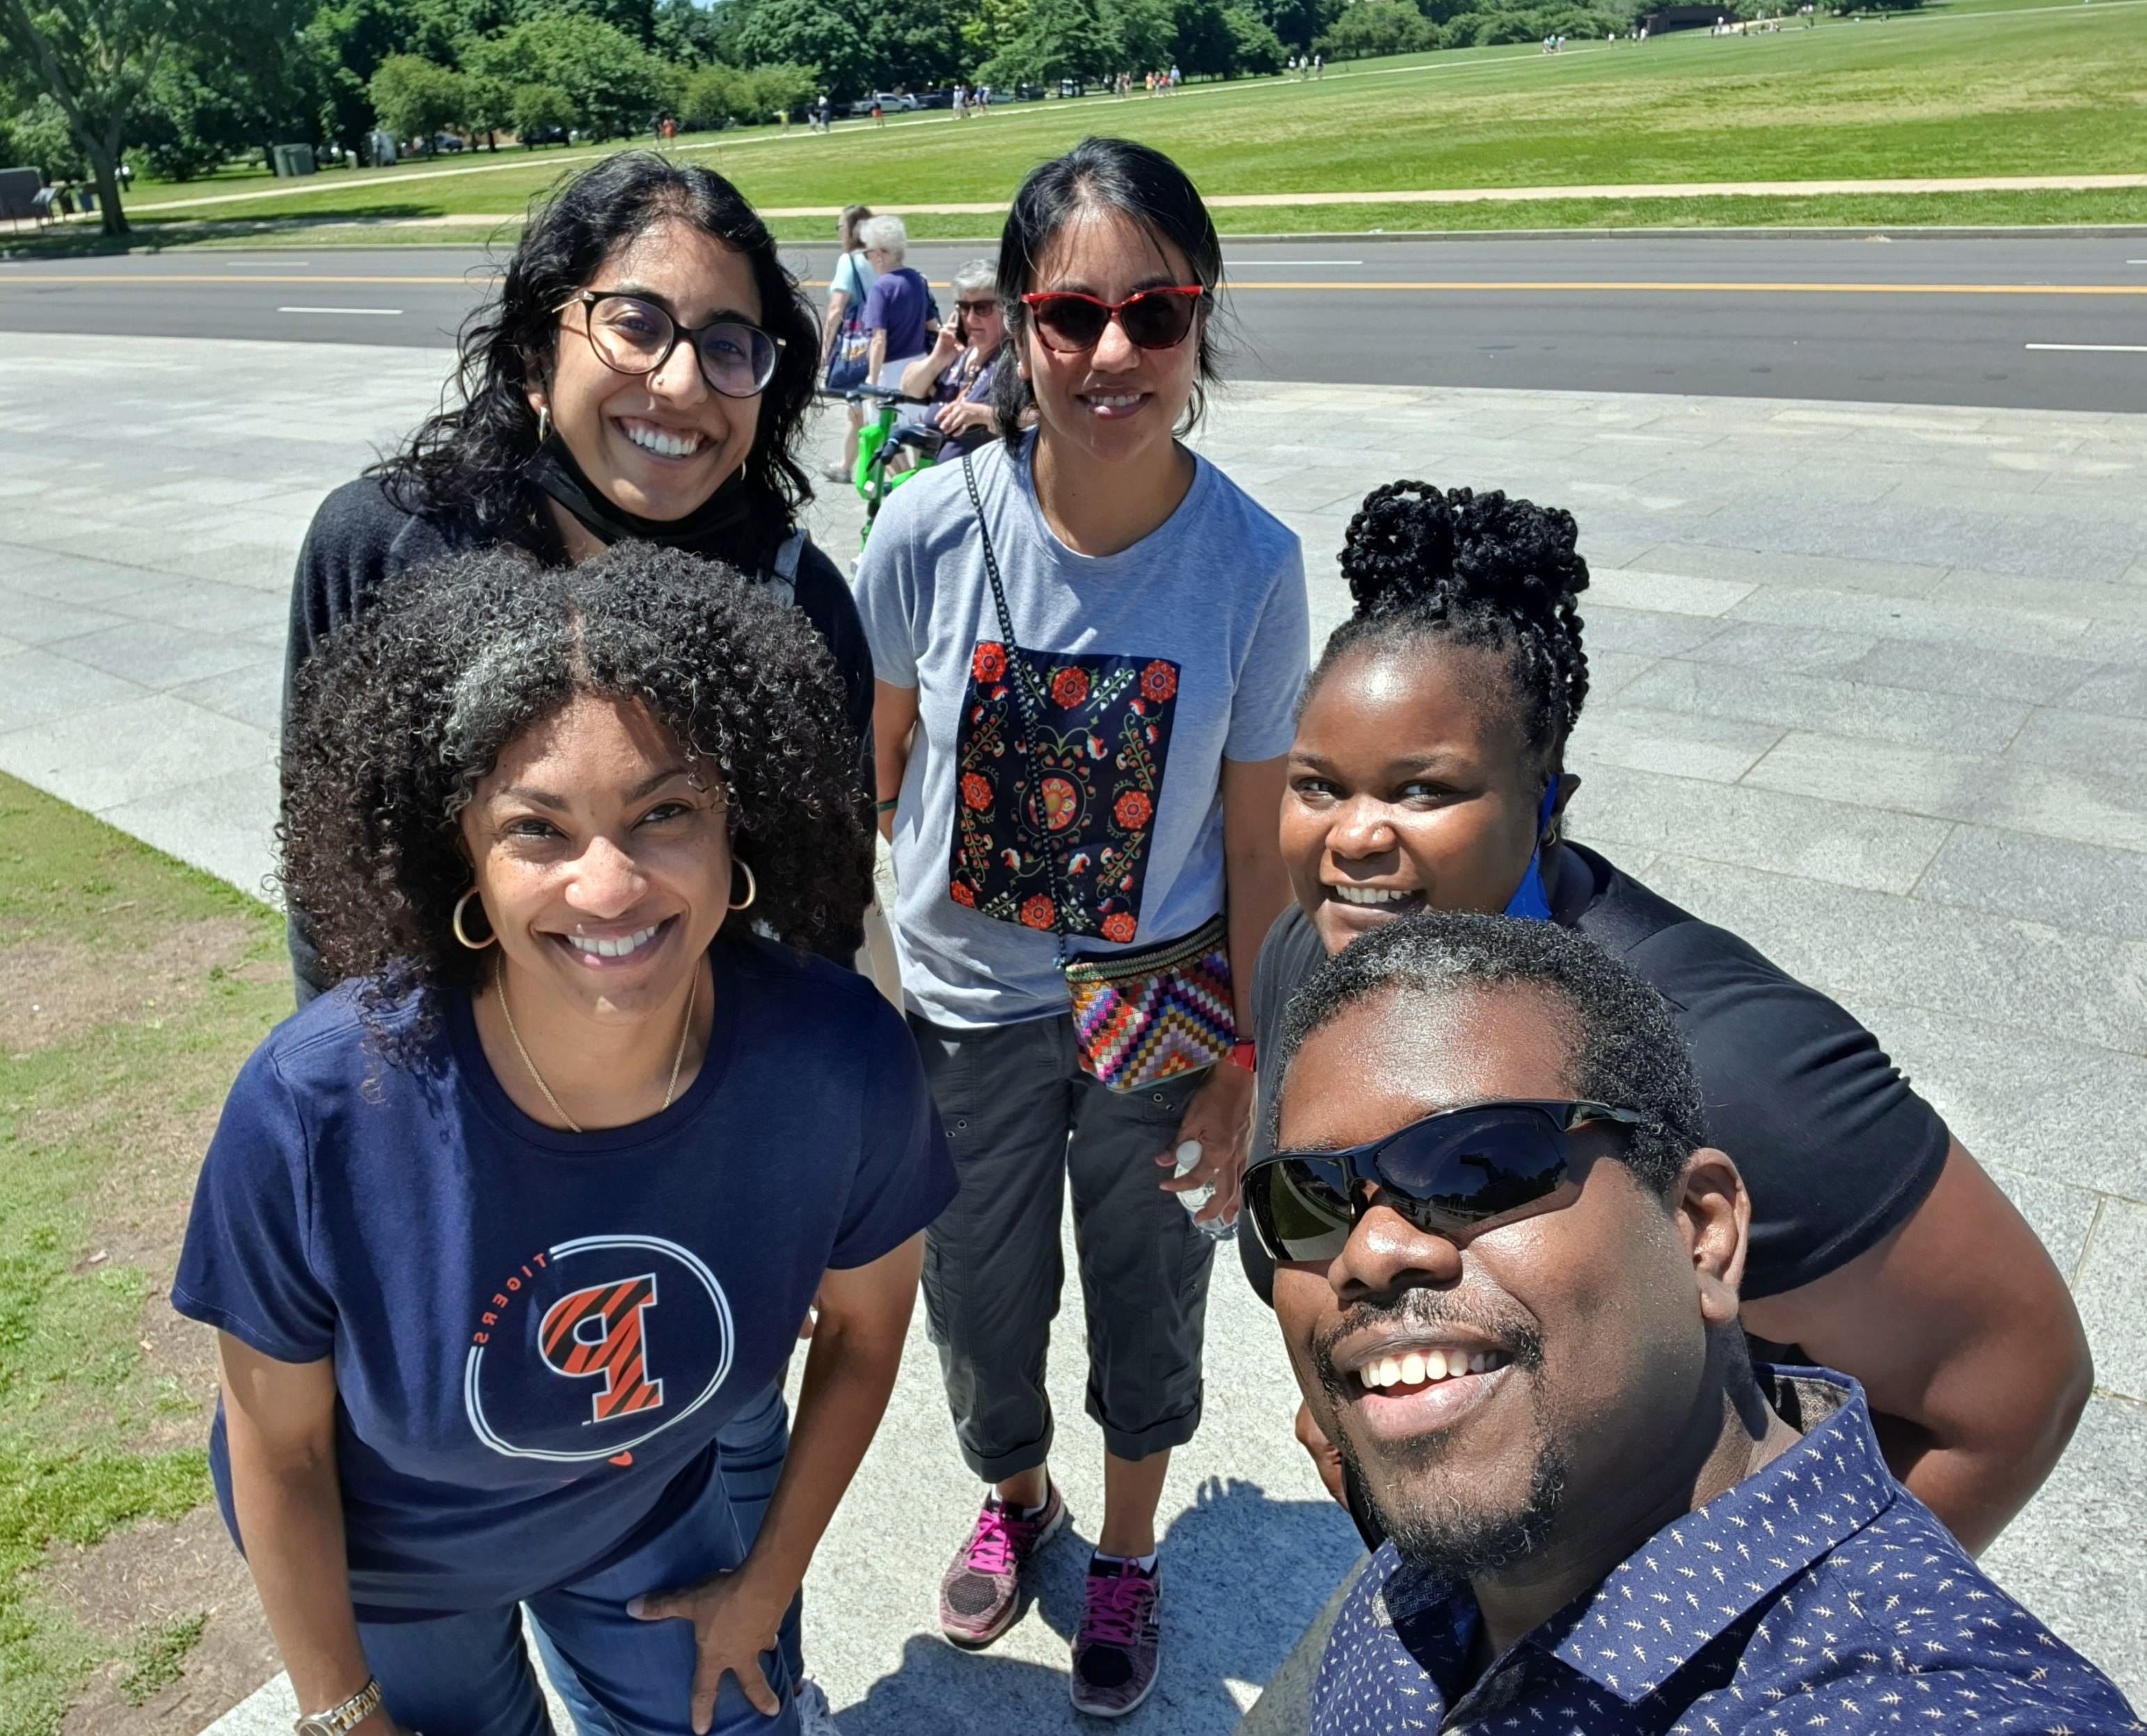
[898,258,1007,459]
[857,214,937,388]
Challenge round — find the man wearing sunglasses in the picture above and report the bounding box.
[1260,914,2136,1736]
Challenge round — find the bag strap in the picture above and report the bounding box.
[962,450,1070,965]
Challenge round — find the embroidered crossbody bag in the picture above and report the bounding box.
[960,452,1237,1091]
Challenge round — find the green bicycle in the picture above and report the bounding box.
[818,382,946,554]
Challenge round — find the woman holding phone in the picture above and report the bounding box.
[898,259,1007,459]
[855,137,1308,1716]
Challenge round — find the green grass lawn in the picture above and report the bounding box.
[88,0,2147,241]
[0,776,287,1736]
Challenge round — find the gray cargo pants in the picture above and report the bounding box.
[908,1011,1216,1480]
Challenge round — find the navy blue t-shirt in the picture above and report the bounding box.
[173,934,955,1622]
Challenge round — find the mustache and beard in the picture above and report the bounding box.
[1310,1291,1569,1581]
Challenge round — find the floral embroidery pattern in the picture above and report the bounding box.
[950,640,1180,941]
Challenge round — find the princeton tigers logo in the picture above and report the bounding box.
[464,1234,733,1464]
[539,1275,665,1423]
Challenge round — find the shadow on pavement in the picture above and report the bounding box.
[839,1476,1361,1735]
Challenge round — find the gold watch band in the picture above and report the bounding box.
[294,1675,382,1736]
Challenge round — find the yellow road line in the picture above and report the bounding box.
[6,274,2147,297]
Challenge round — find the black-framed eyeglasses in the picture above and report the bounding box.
[1243,1098,1658,1265]
[1019,285,1207,354]
[559,291,784,399]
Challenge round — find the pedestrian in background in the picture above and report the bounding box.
[821,203,879,482]
[855,136,1307,1718]
[898,258,1008,459]
[857,214,936,388]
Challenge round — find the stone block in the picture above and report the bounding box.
[1584,567,1754,618]
[1637,857,2147,1067]
[102,757,283,901]
[44,620,275,693]
[1727,584,2092,658]
[1915,826,2147,943]
[169,661,287,732]
[1571,604,1725,658]
[1979,1395,2147,1705]
[0,585,133,646]
[1572,764,1951,893]
[1681,620,1876,677]
[1844,638,2098,707]
[2073,1200,2147,1400]
[2004,706,2147,771]
[1569,706,1784,783]
[1619,660,2031,755]
[2062,664,2147,718]
[0,645,149,733]
[0,692,274,815]
[98,575,286,638]
[1855,999,2147,1205]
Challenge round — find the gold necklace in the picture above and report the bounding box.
[494,952,696,1135]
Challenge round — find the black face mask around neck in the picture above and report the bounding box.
[526,434,776,569]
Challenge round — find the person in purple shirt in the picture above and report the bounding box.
[174,543,953,1736]
[1253,915,2139,1736]
[857,214,936,384]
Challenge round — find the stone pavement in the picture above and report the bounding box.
[0,332,2141,1729]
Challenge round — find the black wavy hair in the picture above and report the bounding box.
[1275,912,1707,1195]
[992,136,1227,439]
[1310,482,1592,782]
[280,541,873,1060]
[371,152,821,550]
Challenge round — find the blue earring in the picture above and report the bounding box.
[1501,783,1560,921]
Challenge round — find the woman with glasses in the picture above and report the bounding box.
[896,259,1008,460]
[1236,480,2091,1561]
[286,151,869,1000]
[183,544,953,1736]
[853,136,1308,1717]
[279,152,871,1733]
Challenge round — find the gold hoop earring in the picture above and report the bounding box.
[452,887,497,950]
[536,404,551,443]
[728,859,757,912]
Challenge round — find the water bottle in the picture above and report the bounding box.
[1172,1140,1236,1242]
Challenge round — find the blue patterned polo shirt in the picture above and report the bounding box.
[1311,1369,2141,1736]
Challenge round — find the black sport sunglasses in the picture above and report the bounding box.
[1244,1098,1658,1265]
[1020,285,1207,354]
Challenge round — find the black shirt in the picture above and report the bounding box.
[1238,843,1951,1306]
[283,475,876,997]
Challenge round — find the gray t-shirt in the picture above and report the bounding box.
[855,435,1309,1028]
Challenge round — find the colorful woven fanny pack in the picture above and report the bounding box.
[1063,913,1235,1091]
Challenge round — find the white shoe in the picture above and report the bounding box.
[795,1678,843,1735]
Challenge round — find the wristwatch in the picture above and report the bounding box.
[294,1678,383,1736]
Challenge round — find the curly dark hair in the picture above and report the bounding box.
[280,541,873,1058]
[1309,482,1592,779]
[370,152,821,551]
[1275,912,1707,1195]
[993,136,1228,440]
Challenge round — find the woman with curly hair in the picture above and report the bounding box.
[1237,480,2089,1564]
[175,544,952,1736]
[285,150,872,1000]
[853,137,1308,1716]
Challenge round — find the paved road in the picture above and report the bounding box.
[3,235,2144,411]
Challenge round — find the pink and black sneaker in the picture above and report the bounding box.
[937,1483,1070,1648]
[1070,1554,1162,1718]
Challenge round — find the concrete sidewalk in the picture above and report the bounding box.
[1,333,2141,1730]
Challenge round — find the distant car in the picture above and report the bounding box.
[848,91,919,114]
[917,88,954,109]
[521,126,569,148]
[429,132,466,153]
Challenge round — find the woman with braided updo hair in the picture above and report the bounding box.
[1242,480,2089,1564]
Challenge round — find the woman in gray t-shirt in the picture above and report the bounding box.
[855,138,1308,1717]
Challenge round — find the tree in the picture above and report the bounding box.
[1243,0,1340,50]
[370,52,468,151]
[510,77,574,139]
[857,0,965,90]
[1104,0,1175,68]
[7,92,88,179]
[653,0,724,61]
[744,59,814,116]
[1222,3,1284,70]
[981,0,1119,86]
[679,59,749,127]
[477,12,667,136]
[306,0,477,152]
[731,0,871,97]
[1314,0,1435,55]
[0,0,184,233]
